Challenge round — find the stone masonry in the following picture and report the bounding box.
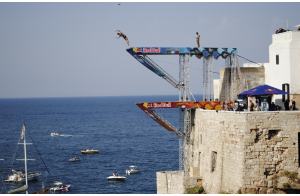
[157,110,300,193]
[183,110,300,193]
[218,66,265,101]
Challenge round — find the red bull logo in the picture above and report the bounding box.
[133,47,142,53]
[142,47,161,53]
[148,102,171,108]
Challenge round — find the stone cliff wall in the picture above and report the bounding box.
[184,110,300,193]
[242,111,300,193]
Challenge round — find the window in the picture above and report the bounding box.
[198,152,201,170]
[268,129,280,140]
[276,55,279,65]
[211,151,217,172]
[200,134,202,144]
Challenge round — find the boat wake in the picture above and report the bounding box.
[59,134,73,137]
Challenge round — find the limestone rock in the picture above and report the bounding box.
[276,176,290,189]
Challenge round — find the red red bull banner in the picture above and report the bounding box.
[137,101,222,110]
[142,47,161,53]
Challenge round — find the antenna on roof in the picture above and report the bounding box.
[286,19,289,30]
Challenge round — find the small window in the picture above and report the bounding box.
[198,152,201,168]
[197,179,203,187]
[276,55,279,65]
[268,129,280,140]
[211,151,217,172]
[200,134,202,144]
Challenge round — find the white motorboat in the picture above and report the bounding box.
[49,181,71,192]
[125,165,140,175]
[50,132,61,137]
[81,149,99,154]
[107,172,126,182]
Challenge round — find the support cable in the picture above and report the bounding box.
[236,54,262,66]
[27,132,51,175]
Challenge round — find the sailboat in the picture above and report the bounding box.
[6,123,39,194]
[5,169,40,183]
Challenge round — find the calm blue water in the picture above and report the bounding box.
[0,96,180,194]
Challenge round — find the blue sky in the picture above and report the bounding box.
[0,2,300,98]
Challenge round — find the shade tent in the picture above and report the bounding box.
[239,84,288,96]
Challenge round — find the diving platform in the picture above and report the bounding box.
[127,47,237,59]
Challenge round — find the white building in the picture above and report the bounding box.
[264,29,300,104]
[214,27,300,106]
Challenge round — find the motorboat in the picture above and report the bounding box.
[49,181,71,192]
[125,165,140,175]
[107,172,126,182]
[50,132,61,137]
[68,156,80,162]
[5,169,41,182]
[50,131,73,137]
[80,149,99,154]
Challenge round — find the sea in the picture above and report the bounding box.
[0,95,181,194]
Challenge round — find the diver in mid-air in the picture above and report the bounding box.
[116,30,129,46]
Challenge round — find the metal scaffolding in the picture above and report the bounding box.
[126,47,238,171]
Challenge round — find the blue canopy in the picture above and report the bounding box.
[239,84,288,96]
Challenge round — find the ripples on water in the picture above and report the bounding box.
[0,96,179,193]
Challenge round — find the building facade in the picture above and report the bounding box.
[264,30,300,105]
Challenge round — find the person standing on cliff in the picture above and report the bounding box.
[196,32,200,48]
[284,99,290,110]
[249,100,255,111]
[260,99,269,111]
[291,99,297,110]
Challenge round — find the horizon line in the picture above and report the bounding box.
[0,94,205,100]
[0,94,179,100]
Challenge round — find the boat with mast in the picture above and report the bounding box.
[6,123,40,194]
[4,123,71,194]
[5,169,40,183]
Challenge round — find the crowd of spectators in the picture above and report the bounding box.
[219,99,297,112]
